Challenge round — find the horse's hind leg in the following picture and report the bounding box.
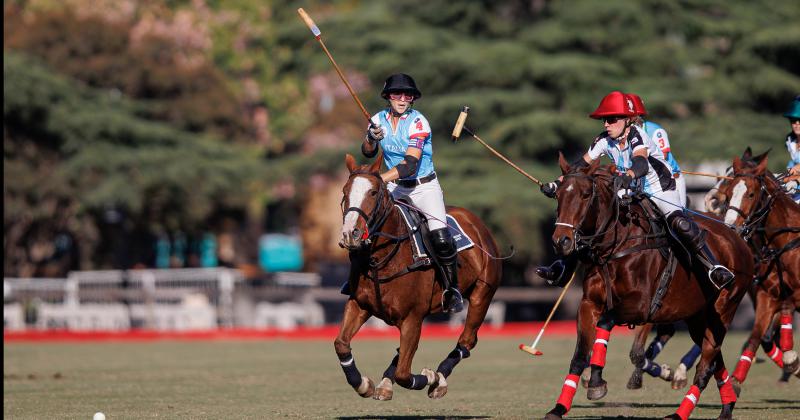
[393,316,436,393]
[426,283,495,399]
[334,299,375,398]
[664,314,735,420]
[731,290,779,394]
[627,324,653,389]
[640,323,677,383]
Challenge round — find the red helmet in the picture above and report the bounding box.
[625,93,647,116]
[589,91,636,119]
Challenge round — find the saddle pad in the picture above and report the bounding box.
[395,204,475,259]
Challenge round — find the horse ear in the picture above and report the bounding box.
[755,154,769,175]
[588,157,601,174]
[368,148,383,174]
[742,147,752,160]
[345,153,357,173]
[558,152,570,174]
[732,156,743,174]
[752,147,771,164]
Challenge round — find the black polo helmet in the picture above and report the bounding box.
[380,73,422,100]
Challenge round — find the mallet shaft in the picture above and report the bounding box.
[464,127,543,186]
[679,170,732,180]
[297,8,372,124]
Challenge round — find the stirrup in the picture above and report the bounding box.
[708,265,734,290]
[537,260,566,286]
[442,288,464,313]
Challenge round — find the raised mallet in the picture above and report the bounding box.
[451,106,542,186]
[518,271,577,357]
[297,8,372,124]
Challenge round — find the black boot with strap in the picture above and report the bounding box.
[429,227,463,313]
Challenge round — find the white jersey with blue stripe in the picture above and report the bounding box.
[587,124,676,194]
[643,121,681,173]
[370,108,434,180]
[786,133,800,170]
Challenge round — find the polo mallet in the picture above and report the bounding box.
[679,170,732,180]
[451,106,543,186]
[297,8,372,124]
[518,271,577,357]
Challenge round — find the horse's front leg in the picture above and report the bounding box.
[731,290,780,392]
[373,348,399,401]
[334,299,374,398]
[544,298,602,420]
[586,311,614,400]
[779,300,799,378]
[627,323,653,389]
[393,316,436,392]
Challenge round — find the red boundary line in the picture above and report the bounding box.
[3,321,634,342]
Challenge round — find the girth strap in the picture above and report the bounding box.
[648,250,678,321]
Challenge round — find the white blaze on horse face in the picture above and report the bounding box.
[341,177,373,238]
[565,184,574,192]
[724,180,748,225]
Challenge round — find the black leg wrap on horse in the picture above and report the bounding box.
[569,358,589,376]
[548,404,568,417]
[382,349,399,381]
[338,352,363,388]
[436,344,470,378]
[407,373,430,390]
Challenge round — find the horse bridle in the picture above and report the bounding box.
[555,172,620,255]
[341,172,392,245]
[725,173,774,241]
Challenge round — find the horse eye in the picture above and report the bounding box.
[747,192,754,198]
[369,190,378,197]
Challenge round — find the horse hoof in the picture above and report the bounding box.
[427,371,448,399]
[586,380,607,401]
[659,363,674,382]
[543,413,562,420]
[627,368,643,389]
[729,377,742,398]
[580,368,590,388]
[783,350,799,376]
[717,402,734,420]
[662,414,681,420]
[356,376,375,398]
[373,377,393,401]
[671,363,688,390]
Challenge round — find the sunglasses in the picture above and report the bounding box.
[388,93,415,102]
[602,116,625,124]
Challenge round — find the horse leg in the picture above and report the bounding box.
[373,348,399,401]
[779,302,799,379]
[393,316,436,392]
[639,324,677,385]
[711,352,737,420]
[427,285,494,399]
[672,344,701,389]
[731,291,780,394]
[333,299,375,398]
[544,299,601,420]
[586,312,614,401]
[627,324,652,389]
[665,314,733,420]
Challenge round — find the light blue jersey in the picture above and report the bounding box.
[643,121,681,174]
[370,109,434,180]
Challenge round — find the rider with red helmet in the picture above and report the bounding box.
[538,91,734,289]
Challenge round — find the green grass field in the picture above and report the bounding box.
[4,332,798,419]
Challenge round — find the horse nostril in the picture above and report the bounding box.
[557,236,572,250]
[352,228,362,241]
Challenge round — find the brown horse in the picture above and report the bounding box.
[543,154,752,420]
[334,153,502,400]
[717,154,800,391]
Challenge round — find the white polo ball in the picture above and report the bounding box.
[93,412,106,420]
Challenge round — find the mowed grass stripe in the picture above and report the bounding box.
[4,333,798,419]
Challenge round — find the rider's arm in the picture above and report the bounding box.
[381,147,422,183]
[629,149,649,179]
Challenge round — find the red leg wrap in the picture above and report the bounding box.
[767,344,784,368]
[714,368,737,405]
[556,373,580,412]
[780,313,793,351]
[732,349,755,382]
[675,385,701,420]
[589,327,611,368]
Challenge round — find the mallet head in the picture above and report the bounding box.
[451,106,470,143]
[518,344,544,357]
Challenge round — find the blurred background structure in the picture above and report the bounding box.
[4,0,798,331]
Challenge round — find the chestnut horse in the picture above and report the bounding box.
[334,153,501,401]
[717,153,800,392]
[543,155,752,420]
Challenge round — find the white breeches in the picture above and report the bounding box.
[388,178,448,231]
